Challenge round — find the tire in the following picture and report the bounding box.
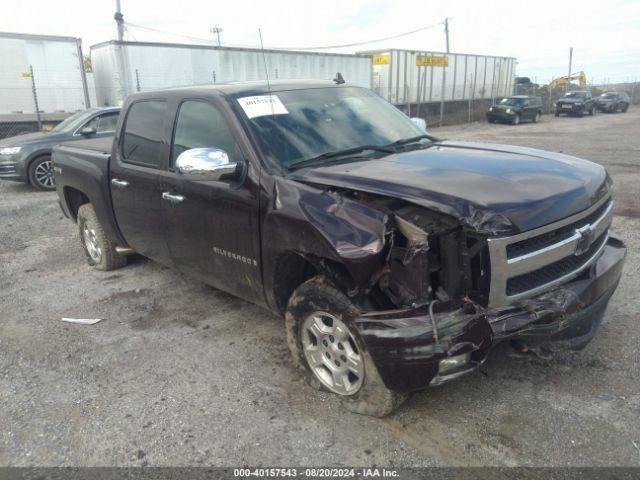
[285,276,406,417]
[589,106,595,116]
[533,111,541,123]
[77,203,127,271]
[512,113,520,125]
[622,105,629,113]
[28,155,55,191]
[555,110,560,117]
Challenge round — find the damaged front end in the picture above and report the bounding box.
[344,189,626,391]
[317,188,625,392]
[268,174,625,392]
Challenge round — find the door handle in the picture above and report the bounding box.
[111,178,129,188]
[162,192,185,204]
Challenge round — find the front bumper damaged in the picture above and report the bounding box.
[353,235,626,392]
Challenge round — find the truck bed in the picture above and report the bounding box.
[60,136,114,155]
[53,137,126,247]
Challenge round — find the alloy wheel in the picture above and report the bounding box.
[301,312,364,395]
[34,159,55,189]
[82,223,102,263]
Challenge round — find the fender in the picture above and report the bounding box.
[261,177,390,311]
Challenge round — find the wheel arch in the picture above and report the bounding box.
[272,250,357,314]
[62,186,91,221]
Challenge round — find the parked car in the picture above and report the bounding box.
[555,91,597,117]
[487,95,543,125]
[53,81,626,416]
[0,107,120,190]
[596,92,630,113]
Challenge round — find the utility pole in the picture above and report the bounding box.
[566,46,573,92]
[115,0,125,41]
[211,26,223,46]
[444,18,450,53]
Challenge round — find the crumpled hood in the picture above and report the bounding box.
[0,131,68,147]
[288,141,609,234]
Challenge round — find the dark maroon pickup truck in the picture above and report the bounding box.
[53,80,626,416]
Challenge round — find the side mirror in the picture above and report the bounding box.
[410,117,427,132]
[80,127,96,136]
[175,148,239,181]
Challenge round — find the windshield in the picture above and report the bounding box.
[238,87,424,168]
[51,109,98,133]
[563,92,587,99]
[499,97,524,106]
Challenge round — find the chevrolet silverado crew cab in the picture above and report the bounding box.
[53,80,626,416]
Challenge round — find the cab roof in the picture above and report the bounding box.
[152,80,345,97]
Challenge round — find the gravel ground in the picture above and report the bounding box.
[1,108,639,467]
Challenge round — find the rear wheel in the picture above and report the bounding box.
[622,104,629,113]
[286,276,406,417]
[555,110,560,117]
[28,155,55,191]
[533,111,541,123]
[77,203,127,271]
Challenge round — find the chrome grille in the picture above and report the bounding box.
[487,195,613,307]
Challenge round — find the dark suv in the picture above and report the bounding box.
[597,92,630,113]
[555,91,596,117]
[0,107,120,190]
[487,96,542,125]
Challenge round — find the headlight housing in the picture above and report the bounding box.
[0,146,21,155]
[506,108,513,114]
[489,107,493,111]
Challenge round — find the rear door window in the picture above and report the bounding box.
[122,100,167,169]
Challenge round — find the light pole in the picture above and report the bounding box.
[211,26,223,46]
[444,18,450,53]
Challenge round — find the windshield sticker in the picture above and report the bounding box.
[237,95,289,119]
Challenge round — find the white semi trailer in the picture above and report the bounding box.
[0,31,91,138]
[90,40,373,107]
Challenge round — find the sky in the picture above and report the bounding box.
[2,0,639,84]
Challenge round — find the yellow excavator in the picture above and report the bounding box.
[549,71,587,90]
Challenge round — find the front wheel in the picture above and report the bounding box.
[555,110,560,117]
[512,113,520,125]
[77,203,127,271]
[589,106,595,116]
[28,155,55,191]
[285,276,406,417]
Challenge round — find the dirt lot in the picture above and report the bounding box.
[1,109,639,467]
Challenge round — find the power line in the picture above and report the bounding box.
[283,22,445,50]
[123,21,445,51]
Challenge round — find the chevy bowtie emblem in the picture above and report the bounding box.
[574,224,594,256]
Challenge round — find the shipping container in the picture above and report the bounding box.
[358,49,517,105]
[91,40,373,106]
